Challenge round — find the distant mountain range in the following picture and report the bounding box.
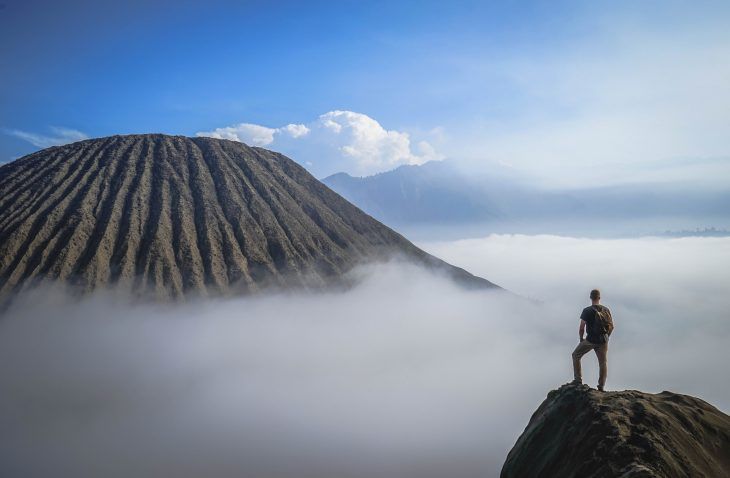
[322,160,730,237]
[658,227,730,237]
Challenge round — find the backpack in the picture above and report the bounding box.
[592,305,614,338]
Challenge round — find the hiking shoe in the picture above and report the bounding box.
[570,379,582,386]
[597,386,605,392]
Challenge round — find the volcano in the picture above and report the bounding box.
[0,134,497,300]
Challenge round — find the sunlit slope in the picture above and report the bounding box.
[0,134,498,299]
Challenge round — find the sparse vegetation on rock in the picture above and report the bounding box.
[501,384,730,478]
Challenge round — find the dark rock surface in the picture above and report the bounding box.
[501,384,730,478]
[0,134,498,300]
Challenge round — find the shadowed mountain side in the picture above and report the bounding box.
[0,134,498,301]
[501,384,730,478]
[322,162,730,236]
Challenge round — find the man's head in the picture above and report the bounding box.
[590,289,601,303]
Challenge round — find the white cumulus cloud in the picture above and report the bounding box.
[197,110,443,177]
[4,126,88,149]
[280,123,310,138]
[197,122,309,146]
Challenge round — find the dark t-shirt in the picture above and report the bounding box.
[581,305,611,344]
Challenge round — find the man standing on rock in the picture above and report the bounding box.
[572,289,614,391]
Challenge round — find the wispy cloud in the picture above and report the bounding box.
[442,17,730,187]
[4,126,88,148]
[197,111,444,177]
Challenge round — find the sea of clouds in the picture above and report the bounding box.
[1,235,728,478]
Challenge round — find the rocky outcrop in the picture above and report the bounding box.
[0,134,498,300]
[501,384,730,478]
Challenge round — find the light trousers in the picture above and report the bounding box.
[572,339,608,389]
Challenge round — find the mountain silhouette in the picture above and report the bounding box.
[0,134,497,300]
[322,161,730,237]
[501,383,730,477]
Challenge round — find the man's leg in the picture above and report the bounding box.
[594,343,609,390]
[572,340,595,383]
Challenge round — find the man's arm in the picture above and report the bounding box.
[579,319,586,342]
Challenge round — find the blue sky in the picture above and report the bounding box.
[2,0,729,185]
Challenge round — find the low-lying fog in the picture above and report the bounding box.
[1,235,728,478]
